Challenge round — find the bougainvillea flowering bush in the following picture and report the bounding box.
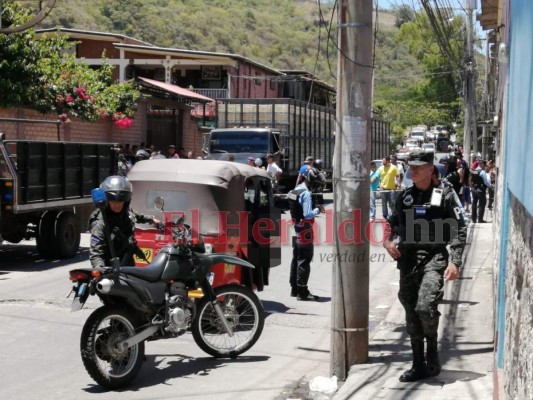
[0,6,140,129]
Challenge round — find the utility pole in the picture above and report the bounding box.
[331,0,372,380]
[464,0,477,163]
[481,33,490,160]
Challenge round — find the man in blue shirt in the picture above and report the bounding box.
[470,160,491,223]
[295,156,314,188]
[288,168,322,301]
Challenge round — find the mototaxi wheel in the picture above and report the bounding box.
[192,284,264,358]
[80,307,145,389]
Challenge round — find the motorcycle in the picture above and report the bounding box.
[68,188,265,388]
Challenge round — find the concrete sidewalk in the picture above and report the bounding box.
[333,221,495,400]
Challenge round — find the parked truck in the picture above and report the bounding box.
[0,132,117,259]
[203,99,390,190]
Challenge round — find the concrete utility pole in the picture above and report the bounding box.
[331,0,372,380]
[464,0,477,162]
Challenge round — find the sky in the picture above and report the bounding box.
[377,0,480,11]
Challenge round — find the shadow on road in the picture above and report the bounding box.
[0,243,89,272]
[82,354,270,392]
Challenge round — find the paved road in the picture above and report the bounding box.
[0,199,399,400]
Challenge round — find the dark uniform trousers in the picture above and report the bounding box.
[290,238,314,292]
[289,218,315,296]
[398,248,448,341]
[471,188,487,222]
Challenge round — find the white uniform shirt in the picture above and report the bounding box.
[267,162,282,178]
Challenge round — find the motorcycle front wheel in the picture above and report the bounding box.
[192,285,264,358]
[80,307,145,389]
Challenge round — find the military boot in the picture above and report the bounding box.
[426,337,441,377]
[399,339,427,382]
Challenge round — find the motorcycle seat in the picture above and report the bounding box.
[120,251,168,282]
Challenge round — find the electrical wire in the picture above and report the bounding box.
[322,0,338,81]
[376,68,458,79]
[322,0,375,70]
[307,0,324,107]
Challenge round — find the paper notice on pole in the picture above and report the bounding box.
[339,116,367,179]
[342,116,366,147]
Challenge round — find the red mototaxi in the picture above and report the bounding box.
[127,159,281,293]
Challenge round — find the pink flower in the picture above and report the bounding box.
[113,117,133,129]
[97,109,108,119]
[74,87,87,100]
[66,96,74,103]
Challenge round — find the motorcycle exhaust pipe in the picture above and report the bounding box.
[96,278,148,311]
[97,279,135,298]
[96,278,114,294]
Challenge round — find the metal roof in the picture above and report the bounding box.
[35,28,153,46]
[138,77,214,103]
[113,43,284,76]
[127,159,271,189]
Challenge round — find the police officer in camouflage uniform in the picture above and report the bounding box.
[383,150,467,382]
[88,176,159,268]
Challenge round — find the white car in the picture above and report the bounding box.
[410,130,425,144]
[422,143,436,153]
[426,130,439,141]
[405,139,419,149]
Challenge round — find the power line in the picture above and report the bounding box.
[307,0,325,106]
[376,68,459,79]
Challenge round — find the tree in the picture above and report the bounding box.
[394,5,416,28]
[373,9,465,142]
[0,1,139,127]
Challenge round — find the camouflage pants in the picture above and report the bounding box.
[397,250,448,341]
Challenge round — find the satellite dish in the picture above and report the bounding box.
[0,0,56,34]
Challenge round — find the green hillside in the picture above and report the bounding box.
[37,0,464,141]
[39,0,420,89]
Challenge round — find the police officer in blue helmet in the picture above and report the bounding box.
[88,176,160,268]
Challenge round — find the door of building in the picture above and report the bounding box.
[146,109,183,156]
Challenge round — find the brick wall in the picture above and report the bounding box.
[1,106,203,153]
[0,107,143,145]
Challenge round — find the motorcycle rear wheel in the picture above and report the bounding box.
[192,285,264,358]
[80,307,145,389]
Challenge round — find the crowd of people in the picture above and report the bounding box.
[371,149,496,224]
[116,143,199,177]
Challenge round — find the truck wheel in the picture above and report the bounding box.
[54,211,80,258]
[36,211,58,258]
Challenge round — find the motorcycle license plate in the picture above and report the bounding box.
[71,283,88,312]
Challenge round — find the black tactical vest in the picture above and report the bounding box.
[397,186,454,246]
[470,169,486,191]
[288,187,306,222]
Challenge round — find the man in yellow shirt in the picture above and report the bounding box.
[378,156,399,218]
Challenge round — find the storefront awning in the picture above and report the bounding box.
[138,77,214,103]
